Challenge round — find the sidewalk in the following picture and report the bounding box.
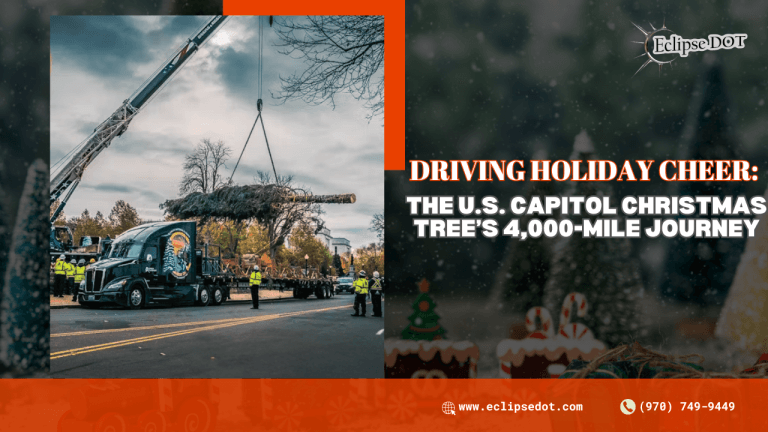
[50,289,295,309]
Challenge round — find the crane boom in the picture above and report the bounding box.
[50,16,228,224]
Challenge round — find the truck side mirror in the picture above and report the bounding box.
[147,254,154,262]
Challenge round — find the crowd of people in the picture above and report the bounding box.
[52,254,94,301]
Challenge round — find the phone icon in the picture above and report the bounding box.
[620,399,636,415]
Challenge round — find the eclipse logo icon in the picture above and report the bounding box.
[631,21,747,77]
[632,21,675,77]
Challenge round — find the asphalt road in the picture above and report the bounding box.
[50,294,384,378]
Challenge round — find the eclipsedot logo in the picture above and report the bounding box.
[631,20,747,76]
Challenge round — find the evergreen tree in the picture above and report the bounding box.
[488,149,556,313]
[333,252,343,277]
[715,185,768,353]
[660,63,744,306]
[108,200,141,236]
[401,279,446,341]
[542,132,645,347]
[162,240,176,274]
[1,160,49,372]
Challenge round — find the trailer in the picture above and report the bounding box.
[77,221,231,309]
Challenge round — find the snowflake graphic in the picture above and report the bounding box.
[386,391,416,421]
[326,396,355,426]
[273,402,304,431]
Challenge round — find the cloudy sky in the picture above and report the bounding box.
[51,16,383,249]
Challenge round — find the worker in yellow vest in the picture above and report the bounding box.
[73,259,87,302]
[65,258,77,296]
[351,270,369,317]
[249,265,262,309]
[369,271,383,317]
[53,254,68,297]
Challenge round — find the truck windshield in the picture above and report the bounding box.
[109,241,143,259]
[339,278,353,284]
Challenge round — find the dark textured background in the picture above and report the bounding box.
[386,0,768,375]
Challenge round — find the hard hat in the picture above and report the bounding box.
[373,271,380,278]
[90,258,96,263]
[78,259,85,265]
[70,259,76,264]
[59,254,65,260]
[254,265,260,271]
[359,270,366,277]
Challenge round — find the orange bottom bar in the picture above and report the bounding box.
[1,379,765,431]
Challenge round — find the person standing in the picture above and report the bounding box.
[351,270,369,317]
[73,259,87,301]
[249,265,262,309]
[65,258,77,296]
[369,271,383,317]
[53,254,68,297]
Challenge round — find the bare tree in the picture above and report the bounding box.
[254,171,325,267]
[179,138,233,195]
[273,16,384,118]
[369,212,384,246]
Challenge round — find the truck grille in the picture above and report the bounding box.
[86,270,105,292]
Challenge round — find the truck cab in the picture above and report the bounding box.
[77,221,228,309]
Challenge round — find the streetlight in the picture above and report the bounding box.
[304,254,309,277]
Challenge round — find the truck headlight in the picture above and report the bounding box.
[104,279,128,291]
[79,281,85,292]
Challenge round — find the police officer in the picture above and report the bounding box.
[53,254,68,297]
[351,270,369,317]
[73,259,86,301]
[66,258,77,296]
[249,265,262,309]
[369,271,383,317]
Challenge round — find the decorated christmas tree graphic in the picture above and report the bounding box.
[401,279,446,341]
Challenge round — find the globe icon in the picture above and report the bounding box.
[442,401,455,415]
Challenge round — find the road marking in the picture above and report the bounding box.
[52,316,257,337]
[51,304,352,360]
[52,302,371,337]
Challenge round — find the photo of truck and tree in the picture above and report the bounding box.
[49,15,385,379]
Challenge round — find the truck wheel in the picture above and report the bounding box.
[177,399,216,432]
[196,287,211,307]
[128,286,144,310]
[138,410,168,432]
[94,412,126,432]
[210,286,224,306]
[315,286,325,299]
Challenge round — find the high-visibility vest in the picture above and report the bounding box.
[354,278,368,295]
[250,271,262,286]
[370,277,382,291]
[74,266,86,283]
[54,260,67,275]
[65,263,76,278]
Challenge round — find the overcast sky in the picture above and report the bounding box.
[51,16,383,249]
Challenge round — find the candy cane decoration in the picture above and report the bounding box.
[558,322,594,340]
[525,307,554,339]
[560,292,588,329]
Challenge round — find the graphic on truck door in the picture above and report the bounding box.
[163,229,192,278]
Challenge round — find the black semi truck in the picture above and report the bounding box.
[77,221,231,309]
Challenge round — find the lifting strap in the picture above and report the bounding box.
[229,16,278,184]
